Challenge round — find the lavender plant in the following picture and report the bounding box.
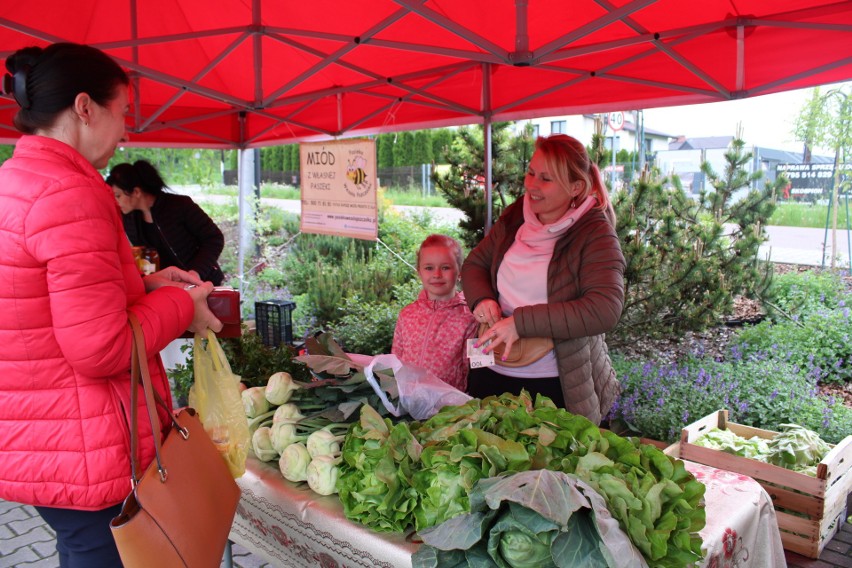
[735,270,852,385]
[609,350,851,444]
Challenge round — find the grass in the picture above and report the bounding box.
[769,200,852,228]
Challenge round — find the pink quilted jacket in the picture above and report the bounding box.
[0,136,194,510]
[392,289,477,391]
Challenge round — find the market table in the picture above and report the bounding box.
[228,456,787,568]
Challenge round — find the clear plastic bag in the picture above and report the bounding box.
[364,354,472,420]
[188,331,250,478]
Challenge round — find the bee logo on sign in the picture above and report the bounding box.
[607,111,624,132]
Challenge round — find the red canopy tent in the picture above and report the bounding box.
[1,0,851,148]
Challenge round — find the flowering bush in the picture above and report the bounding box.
[765,269,846,316]
[734,305,852,385]
[609,350,852,444]
[734,269,852,385]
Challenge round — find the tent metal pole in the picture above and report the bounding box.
[483,63,493,234]
[237,112,256,298]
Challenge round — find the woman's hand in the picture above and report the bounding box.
[143,267,223,334]
[185,282,224,334]
[476,315,519,360]
[472,299,501,326]
[143,266,204,292]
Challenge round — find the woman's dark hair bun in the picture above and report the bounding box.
[5,46,42,75]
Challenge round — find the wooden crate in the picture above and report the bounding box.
[680,410,852,559]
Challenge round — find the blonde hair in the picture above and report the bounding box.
[533,134,613,222]
[416,234,464,271]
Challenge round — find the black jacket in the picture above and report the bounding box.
[123,192,225,285]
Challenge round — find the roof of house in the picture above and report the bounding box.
[668,136,735,150]
[754,147,834,163]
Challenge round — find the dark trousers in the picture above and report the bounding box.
[35,504,124,568]
[467,366,566,408]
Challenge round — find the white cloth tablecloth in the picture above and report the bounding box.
[229,457,786,567]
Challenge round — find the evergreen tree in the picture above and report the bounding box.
[394,131,415,166]
[433,122,534,248]
[272,145,285,171]
[413,130,434,164]
[260,147,273,170]
[378,133,394,167]
[281,145,292,171]
[431,128,453,163]
[289,144,301,172]
[611,130,781,341]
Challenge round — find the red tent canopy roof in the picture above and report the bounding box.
[1,0,850,147]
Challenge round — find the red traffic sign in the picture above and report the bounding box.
[607,111,625,131]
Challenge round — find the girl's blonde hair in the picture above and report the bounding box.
[416,234,464,271]
[533,134,615,224]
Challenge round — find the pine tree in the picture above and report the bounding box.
[433,122,534,248]
[611,130,781,341]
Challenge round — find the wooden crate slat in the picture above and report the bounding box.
[776,510,819,539]
[762,484,825,518]
[822,435,852,486]
[777,530,820,559]
[679,442,825,496]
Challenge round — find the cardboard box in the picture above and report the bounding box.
[679,410,852,558]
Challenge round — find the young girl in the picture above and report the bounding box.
[392,234,478,391]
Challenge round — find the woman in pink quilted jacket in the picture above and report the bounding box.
[0,43,222,567]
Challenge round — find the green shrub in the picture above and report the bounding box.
[610,352,851,444]
[330,281,421,355]
[765,269,846,317]
[733,308,852,384]
[735,269,852,385]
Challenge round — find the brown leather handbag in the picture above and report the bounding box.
[110,314,241,567]
[477,323,554,368]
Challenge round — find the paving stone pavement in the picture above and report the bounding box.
[1,497,849,567]
[0,499,270,568]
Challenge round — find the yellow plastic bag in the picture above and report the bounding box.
[188,330,250,478]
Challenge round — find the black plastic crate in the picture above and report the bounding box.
[255,300,296,347]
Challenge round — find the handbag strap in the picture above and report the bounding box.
[128,313,187,486]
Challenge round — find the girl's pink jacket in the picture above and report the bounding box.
[392,289,477,392]
[0,136,194,510]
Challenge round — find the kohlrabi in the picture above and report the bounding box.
[306,428,345,458]
[265,371,299,405]
[241,386,270,418]
[273,403,305,424]
[278,442,311,482]
[306,455,341,495]
[271,422,307,454]
[251,426,279,462]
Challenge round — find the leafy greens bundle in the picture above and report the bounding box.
[338,391,706,567]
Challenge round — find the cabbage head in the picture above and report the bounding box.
[413,470,648,568]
